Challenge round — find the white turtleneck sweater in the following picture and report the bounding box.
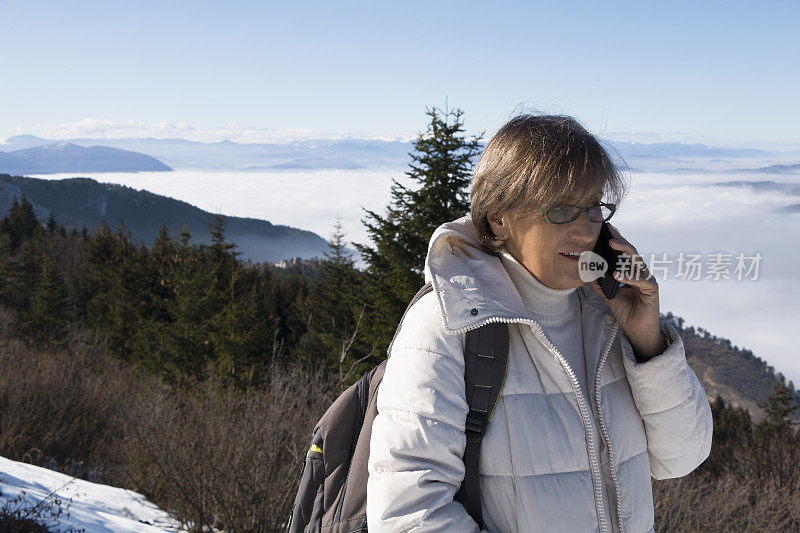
[499,249,589,400]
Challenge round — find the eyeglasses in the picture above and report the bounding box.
[543,202,616,224]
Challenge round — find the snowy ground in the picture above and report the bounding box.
[0,455,184,533]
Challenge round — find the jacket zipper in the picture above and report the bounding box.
[450,315,613,533]
[594,321,625,533]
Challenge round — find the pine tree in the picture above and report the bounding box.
[1,196,40,250]
[46,213,58,233]
[0,200,44,312]
[700,395,753,477]
[355,107,482,355]
[79,222,148,362]
[207,214,238,261]
[303,217,369,384]
[18,251,69,346]
[757,380,799,438]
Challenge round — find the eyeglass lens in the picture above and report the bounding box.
[547,204,612,223]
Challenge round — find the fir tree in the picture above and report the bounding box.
[79,222,149,363]
[18,251,68,346]
[304,217,369,383]
[1,196,40,250]
[757,380,799,438]
[700,395,753,477]
[355,106,482,355]
[46,213,58,233]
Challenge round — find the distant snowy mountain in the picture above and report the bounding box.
[0,135,412,171]
[257,156,365,170]
[0,134,48,151]
[0,455,184,532]
[0,142,172,174]
[2,134,797,173]
[606,140,770,160]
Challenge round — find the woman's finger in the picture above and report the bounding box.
[604,224,656,282]
[614,266,657,285]
[606,223,629,244]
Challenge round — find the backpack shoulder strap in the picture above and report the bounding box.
[456,322,510,529]
[384,281,509,528]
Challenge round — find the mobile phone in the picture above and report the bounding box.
[593,222,621,299]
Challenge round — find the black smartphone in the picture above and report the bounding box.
[593,222,621,299]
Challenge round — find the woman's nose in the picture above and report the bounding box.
[568,212,598,242]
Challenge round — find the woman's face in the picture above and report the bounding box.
[490,193,604,290]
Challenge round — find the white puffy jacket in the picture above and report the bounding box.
[367,216,713,532]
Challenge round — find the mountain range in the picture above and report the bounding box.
[0,135,408,171]
[0,142,172,174]
[3,134,797,174]
[0,173,329,262]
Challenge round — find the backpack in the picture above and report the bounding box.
[286,282,510,532]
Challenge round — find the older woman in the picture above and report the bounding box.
[367,115,713,532]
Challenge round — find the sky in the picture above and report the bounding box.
[1,0,798,148]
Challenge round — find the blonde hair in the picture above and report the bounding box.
[470,114,628,255]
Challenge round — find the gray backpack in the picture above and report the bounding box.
[286,282,510,532]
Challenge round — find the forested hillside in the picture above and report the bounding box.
[675,315,799,421]
[0,173,329,262]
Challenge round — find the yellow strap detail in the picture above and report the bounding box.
[308,444,323,455]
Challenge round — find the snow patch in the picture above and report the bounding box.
[0,455,186,533]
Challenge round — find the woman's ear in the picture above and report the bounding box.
[488,210,510,239]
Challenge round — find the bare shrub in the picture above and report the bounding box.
[0,488,84,533]
[0,319,341,532]
[654,472,800,531]
[654,423,800,532]
[114,362,337,532]
[0,327,134,478]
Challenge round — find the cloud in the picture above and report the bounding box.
[6,119,417,144]
[7,118,196,140]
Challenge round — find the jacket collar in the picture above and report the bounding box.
[424,216,614,335]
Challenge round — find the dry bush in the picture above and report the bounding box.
[654,428,800,532]
[0,489,84,533]
[113,363,337,532]
[0,322,134,478]
[654,472,800,531]
[0,311,337,532]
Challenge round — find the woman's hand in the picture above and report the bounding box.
[588,223,667,358]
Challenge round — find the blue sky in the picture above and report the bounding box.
[1,0,798,147]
